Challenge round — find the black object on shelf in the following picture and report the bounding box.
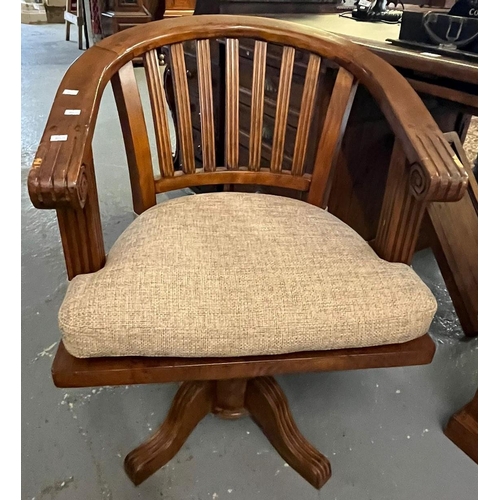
[387,9,478,62]
[351,0,402,23]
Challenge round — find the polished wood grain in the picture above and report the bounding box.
[225,38,240,170]
[143,49,175,178]
[51,334,435,388]
[124,380,214,485]
[270,46,295,173]
[196,39,216,171]
[291,54,321,176]
[154,168,312,193]
[213,378,248,419]
[111,62,156,215]
[246,377,331,489]
[170,42,195,174]
[307,68,357,208]
[248,40,267,171]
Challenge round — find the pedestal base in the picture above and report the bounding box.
[124,377,332,489]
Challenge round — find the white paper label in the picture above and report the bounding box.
[64,109,81,115]
[62,89,79,95]
[50,134,68,142]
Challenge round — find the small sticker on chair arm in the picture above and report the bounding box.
[62,89,79,95]
[50,135,68,141]
[64,109,81,115]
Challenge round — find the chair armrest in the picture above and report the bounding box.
[27,46,118,210]
[26,46,116,279]
[352,50,469,203]
[387,100,469,203]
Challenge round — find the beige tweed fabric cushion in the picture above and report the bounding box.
[59,192,437,358]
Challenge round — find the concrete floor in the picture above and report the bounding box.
[22,23,478,500]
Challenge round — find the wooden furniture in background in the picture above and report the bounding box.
[206,0,346,14]
[28,16,467,489]
[101,0,161,37]
[65,0,89,49]
[445,391,478,463]
[163,0,195,17]
[100,0,194,36]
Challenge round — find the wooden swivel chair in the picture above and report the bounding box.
[28,15,468,489]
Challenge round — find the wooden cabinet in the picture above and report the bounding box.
[101,0,194,37]
[164,0,196,18]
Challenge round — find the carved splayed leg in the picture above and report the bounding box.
[124,380,214,485]
[245,376,332,489]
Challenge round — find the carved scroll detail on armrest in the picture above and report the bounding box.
[28,159,88,210]
[407,130,469,203]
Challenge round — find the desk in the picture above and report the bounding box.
[273,14,477,109]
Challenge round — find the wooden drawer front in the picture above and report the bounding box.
[238,56,305,114]
[192,125,294,171]
[165,0,196,10]
[239,131,292,171]
[239,102,297,161]
[116,18,151,31]
[238,39,309,72]
[239,88,300,129]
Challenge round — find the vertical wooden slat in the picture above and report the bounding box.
[56,146,106,280]
[225,38,239,170]
[111,62,156,215]
[373,139,427,264]
[196,39,216,172]
[143,49,174,178]
[292,54,321,176]
[270,46,295,173]
[307,68,358,208]
[249,40,267,171]
[170,43,195,174]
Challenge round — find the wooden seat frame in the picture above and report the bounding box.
[28,15,468,490]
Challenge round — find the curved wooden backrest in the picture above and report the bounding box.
[108,18,361,214]
[28,15,467,219]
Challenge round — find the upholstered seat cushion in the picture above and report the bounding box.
[59,193,437,358]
